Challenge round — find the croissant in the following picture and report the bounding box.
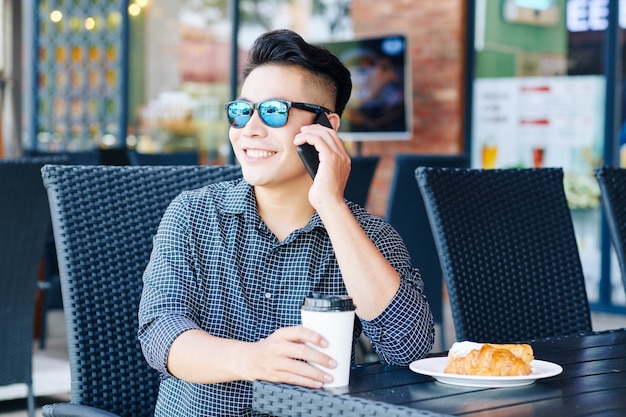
[444,342,533,376]
[488,343,534,365]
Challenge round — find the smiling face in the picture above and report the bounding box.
[229,64,333,190]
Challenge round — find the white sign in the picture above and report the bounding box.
[567,0,626,31]
[472,75,605,171]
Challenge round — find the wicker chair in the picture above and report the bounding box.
[0,158,56,417]
[41,164,242,417]
[38,150,100,350]
[415,167,592,343]
[595,166,626,292]
[385,154,468,349]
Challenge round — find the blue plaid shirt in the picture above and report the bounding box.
[138,179,434,416]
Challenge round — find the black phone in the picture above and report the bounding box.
[297,112,332,179]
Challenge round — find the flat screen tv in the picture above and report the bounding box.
[320,34,412,141]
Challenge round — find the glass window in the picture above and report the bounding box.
[127,0,353,164]
[469,0,625,308]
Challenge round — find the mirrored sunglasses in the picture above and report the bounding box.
[225,99,331,128]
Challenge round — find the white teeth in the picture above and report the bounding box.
[246,149,275,158]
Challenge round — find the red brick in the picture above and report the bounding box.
[352,0,464,215]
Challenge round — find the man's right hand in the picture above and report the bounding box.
[243,325,337,388]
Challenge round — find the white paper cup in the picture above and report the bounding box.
[301,294,356,387]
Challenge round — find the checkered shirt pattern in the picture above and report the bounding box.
[138,179,434,416]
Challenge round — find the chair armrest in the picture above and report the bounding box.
[42,403,120,417]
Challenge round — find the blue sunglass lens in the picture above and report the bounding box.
[259,101,289,127]
[228,102,253,128]
[227,100,291,128]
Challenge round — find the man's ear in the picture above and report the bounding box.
[328,113,341,131]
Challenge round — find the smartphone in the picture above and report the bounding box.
[297,112,332,179]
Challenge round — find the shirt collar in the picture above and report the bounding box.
[221,178,251,215]
[220,179,324,231]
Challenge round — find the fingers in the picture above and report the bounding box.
[263,355,334,389]
[298,124,345,155]
[249,326,337,388]
[272,326,337,368]
[295,126,350,176]
[294,124,351,206]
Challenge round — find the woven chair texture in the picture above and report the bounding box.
[415,167,592,343]
[595,166,626,293]
[253,381,452,417]
[41,164,242,417]
[0,158,57,417]
[38,150,100,350]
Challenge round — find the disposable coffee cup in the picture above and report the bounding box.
[301,293,356,387]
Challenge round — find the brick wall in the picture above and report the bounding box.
[350,0,466,216]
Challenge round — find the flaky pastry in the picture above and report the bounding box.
[443,342,534,376]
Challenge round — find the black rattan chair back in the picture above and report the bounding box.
[0,158,56,417]
[386,154,468,349]
[595,166,626,292]
[38,150,99,350]
[415,167,592,343]
[42,164,242,417]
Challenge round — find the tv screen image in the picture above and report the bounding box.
[321,34,412,141]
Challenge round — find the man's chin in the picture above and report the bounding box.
[241,165,310,187]
[240,168,269,186]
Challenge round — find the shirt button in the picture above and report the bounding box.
[264,292,272,299]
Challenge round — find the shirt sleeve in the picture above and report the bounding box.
[138,192,202,376]
[358,217,435,365]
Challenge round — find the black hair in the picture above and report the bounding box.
[242,29,352,117]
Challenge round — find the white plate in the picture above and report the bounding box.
[409,357,563,388]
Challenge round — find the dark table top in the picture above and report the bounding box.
[253,328,626,417]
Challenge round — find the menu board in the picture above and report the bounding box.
[471,75,605,173]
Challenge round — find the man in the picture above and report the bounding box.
[138,29,434,416]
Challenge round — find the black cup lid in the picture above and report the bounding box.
[301,293,355,312]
